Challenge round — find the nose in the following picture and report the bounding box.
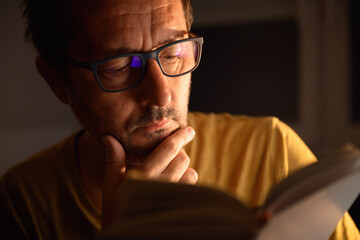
[136,59,172,107]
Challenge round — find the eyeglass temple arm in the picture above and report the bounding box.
[61,59,93,70]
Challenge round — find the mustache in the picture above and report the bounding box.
[126,107,178,132]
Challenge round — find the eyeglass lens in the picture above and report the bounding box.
[96,40,200,91]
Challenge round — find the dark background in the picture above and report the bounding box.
[190,20,298,122]
[349,0,360,228]
[351,0,360,122]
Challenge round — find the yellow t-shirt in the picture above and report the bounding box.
[0,112,358,239]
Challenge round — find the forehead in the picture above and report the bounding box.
[68,0,187,61]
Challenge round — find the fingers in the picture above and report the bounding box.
[138,126,195,177]
[102,135,127,229]
[161,148,198,184]
[102,135,126,198]
[101,128,198,229]
[126,126,198,184]
[179,168,198,184]
[159,148,190,182]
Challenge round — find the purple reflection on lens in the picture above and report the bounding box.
[131,56,142,68]
[175,44,183,57]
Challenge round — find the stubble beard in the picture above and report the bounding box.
[121,106,187,168]
[69,78,191,169]
[72,103,187,168]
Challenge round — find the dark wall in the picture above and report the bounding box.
[351,0,360,122]
[189,20,298,122]
[349,0,360,229]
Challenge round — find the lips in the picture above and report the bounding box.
[138,119,170,132]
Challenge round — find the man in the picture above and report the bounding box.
[0,0,358,239]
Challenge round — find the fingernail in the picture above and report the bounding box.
[187,127,195,139]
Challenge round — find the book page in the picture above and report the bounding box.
[257,171,360,240]
[101,179,259,240]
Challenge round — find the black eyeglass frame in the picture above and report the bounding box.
[63,35,204,93]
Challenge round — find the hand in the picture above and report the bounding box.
[101,127,198,229]
[126,127,198,183]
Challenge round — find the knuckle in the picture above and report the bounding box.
[163,140,178,155]
[165,174,178,183]
[184,168,198,184]
[178,154,190,166]
[141,167,156,178]
[190,170,199,183]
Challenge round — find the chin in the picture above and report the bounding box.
[123,127,179,168]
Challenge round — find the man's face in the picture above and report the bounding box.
[64,0,191,165]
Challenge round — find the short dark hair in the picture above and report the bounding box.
[22,0,193,61]
[181,0,193,32]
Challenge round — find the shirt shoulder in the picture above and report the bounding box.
[1,131,78,188]
[0,131,100,239]
[188,112,315,168]
[187,112,316,205]
[188,112,292,142]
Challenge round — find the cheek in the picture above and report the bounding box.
[171,75,191,106]
[170,75,191,125]
[66,70,137,136]
[69,91,138,141]
[67,69,123,115]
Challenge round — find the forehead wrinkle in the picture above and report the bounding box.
[69,0,186,60]
[107,1,184,51]
[104,1,176,51]
[102,0,170,19]
[150,1,180,26]
[150,1,186,44]
[94,2,152,53]
[111,0,176,16]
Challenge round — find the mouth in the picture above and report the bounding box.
[137,119,170,133]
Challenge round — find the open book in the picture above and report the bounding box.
[101,144,360,240]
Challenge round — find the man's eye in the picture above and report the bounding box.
[160,52,181,62]
[98,63,131,80]
[110,63,131,74]
[164,55,179,60]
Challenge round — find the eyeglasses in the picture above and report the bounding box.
[63,35,203,93]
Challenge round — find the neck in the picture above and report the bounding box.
[76,131,106,211]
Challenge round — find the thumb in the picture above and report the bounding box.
[102,135,126,199]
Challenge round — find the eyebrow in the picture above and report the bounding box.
[153,32,188,49]
[103,31,188,57]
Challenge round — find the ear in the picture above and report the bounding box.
[35,55,69,104]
